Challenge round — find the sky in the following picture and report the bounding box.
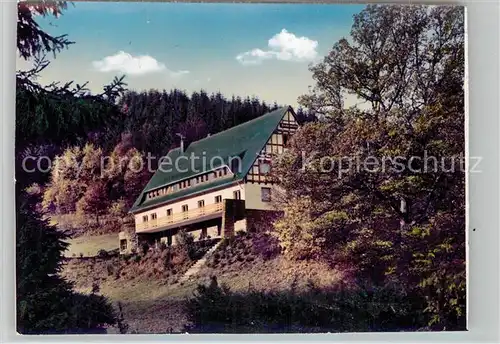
[17,2,366,108]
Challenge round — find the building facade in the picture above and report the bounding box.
[123,106,299,251]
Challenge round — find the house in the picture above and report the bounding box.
[120,106,299,253]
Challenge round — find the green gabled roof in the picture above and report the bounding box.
[129,106,292,213]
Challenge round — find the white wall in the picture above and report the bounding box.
[244,183,282,210]
[134,183,245,227]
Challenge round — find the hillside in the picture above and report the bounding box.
[60,231,344,333]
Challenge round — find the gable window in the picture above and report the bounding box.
[142,215,149,222]
[259,160,271,175]
[283,134,289,146]
[261,187,271,202]
[215,195,222,204]
[230,158,241,173]
[233,190,241,200]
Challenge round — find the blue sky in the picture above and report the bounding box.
[17,2,365,107]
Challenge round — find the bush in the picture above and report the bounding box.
[176,229,198,260]
[252,233,280,260]
[97,249,109,259]
[141,242,150,256]
[185,279,427,333]
[106,263,114,276]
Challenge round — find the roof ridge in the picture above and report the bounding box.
[130,106,292,213]
[186,106,289,148]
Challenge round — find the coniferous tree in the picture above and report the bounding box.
[17,190,116,333]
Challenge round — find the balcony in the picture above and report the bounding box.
[136,202,224,233]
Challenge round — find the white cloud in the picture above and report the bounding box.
[169,70,190,78]
[92,51,165,75]
[236,29,318,65]
[92,51,189,78]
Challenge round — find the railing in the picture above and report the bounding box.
[137,202,224,232]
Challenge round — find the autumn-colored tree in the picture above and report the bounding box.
[76,182,109,226]
[274,5,465,330]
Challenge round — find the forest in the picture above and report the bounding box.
[16,1,465,334]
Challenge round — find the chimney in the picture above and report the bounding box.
[207,133,211,138]
[176,133,186,153]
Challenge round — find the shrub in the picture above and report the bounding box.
[141,242,150,256]
[116,302,129,334]
[185,279,427,333]
[97,249,109,259]
[252,233,280,260]
[176,229,196,259]
[106,263,114,276]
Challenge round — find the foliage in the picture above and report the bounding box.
[42,140,151,222]
[116,302,130,334]
[76,182,109,225]
[175,229,197,260]
[17,1,72,60]
[273,5,465,330]
[116,90,281,160]
[16,191,117,334]
[185,278,426,333]
[16,3,119,333]
[108,198,128,218]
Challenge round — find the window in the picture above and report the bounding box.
[259,161,271,175]
[215,195,222,203]
[151,213,157,220]
[218,170,223,177]
[198,200,205,208]
[187,179,191,187]
[182,205,189,212]
[230,158,241,173]
[283,134,289,146]
[223,168,228,176]
[142,215,149,222]
[120,239,127,251]
[166,208,173,216]
[261,187,271,202]
[233,190,241,200]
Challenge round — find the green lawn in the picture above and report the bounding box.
[64,233,118,257]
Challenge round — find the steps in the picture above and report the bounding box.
[179,240,222,283]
